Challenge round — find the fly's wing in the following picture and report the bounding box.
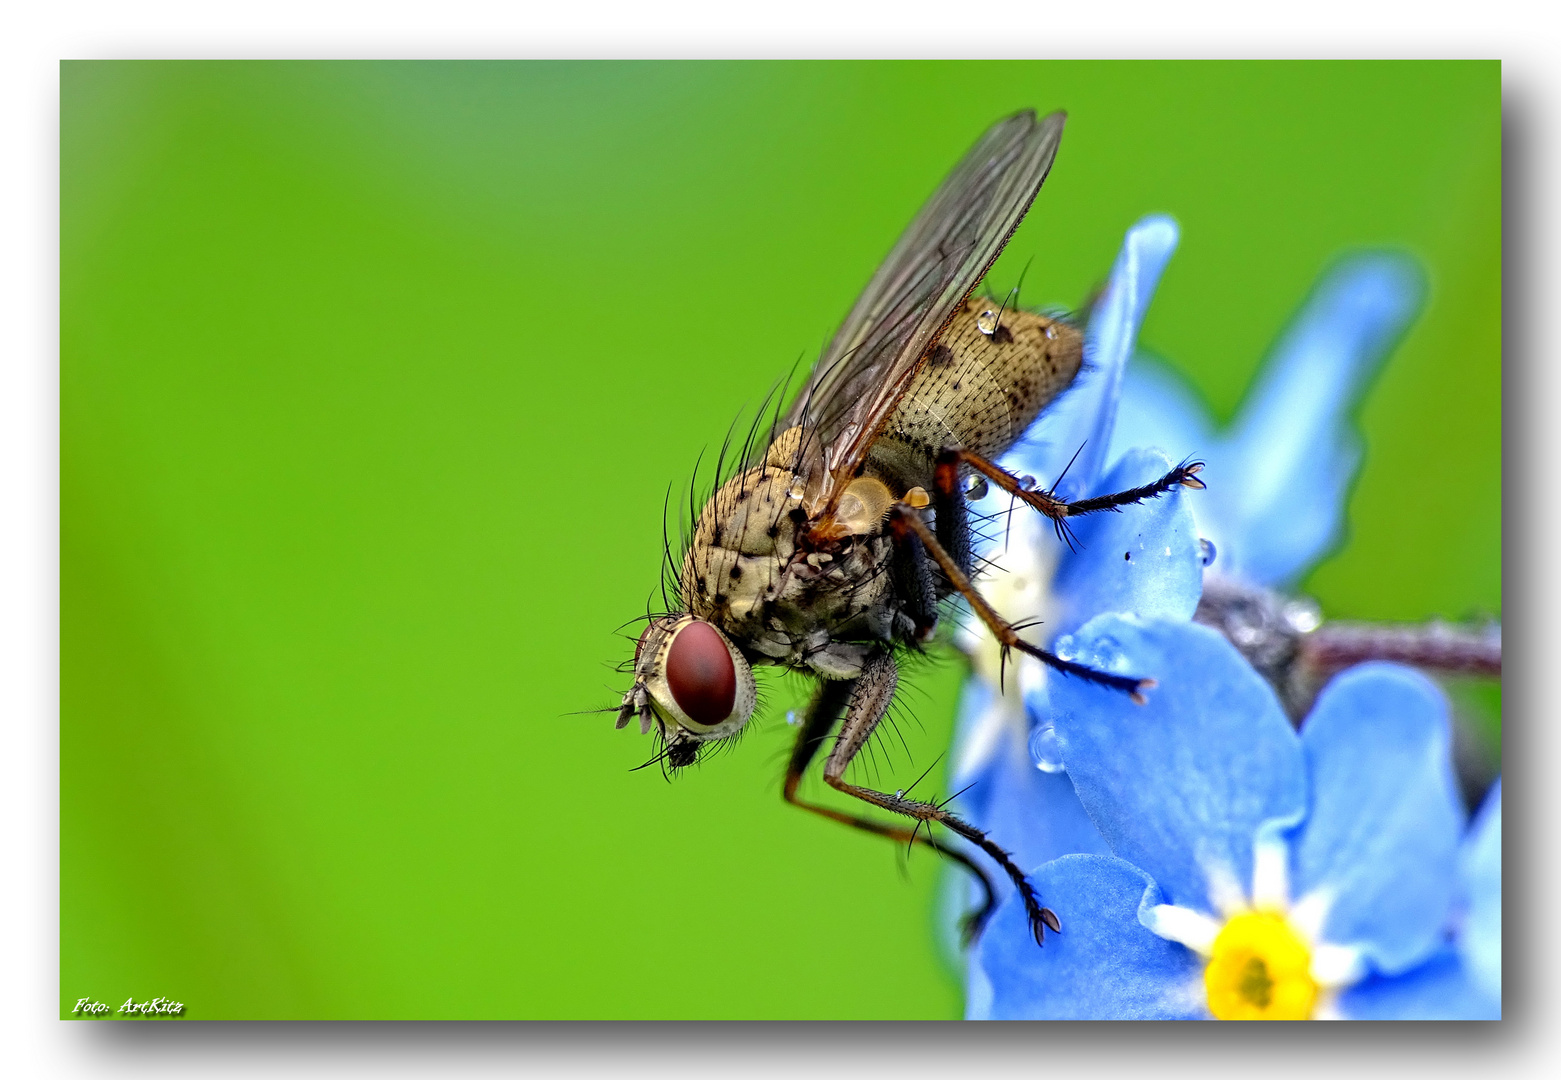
[779,109,1066,511]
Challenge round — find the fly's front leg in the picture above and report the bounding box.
[888,503,1155,702]
[821,652,1060,947]
[781,674,1000,944]
[936,446,1204,551]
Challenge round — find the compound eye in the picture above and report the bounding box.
[665,620,737,726]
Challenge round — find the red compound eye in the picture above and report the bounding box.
[665,621,737,726]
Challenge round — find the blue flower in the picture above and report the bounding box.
[947,215,1498,1019]
[1108,250,1425,589]
[968,620,1501,1020]
[953,216,1207,879]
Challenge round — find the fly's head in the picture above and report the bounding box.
[618,614,757,770]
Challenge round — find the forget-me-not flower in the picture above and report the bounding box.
[970,622,1501,1020]
[949,215,1499,1019]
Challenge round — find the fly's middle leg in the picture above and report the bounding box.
[819,652,1060,947]
[936,446,1204,552]
[781,673,1000,944]
[889,504,1155,701]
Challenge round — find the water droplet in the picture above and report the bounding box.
[1284,599,1322,634]
[1018,474,1037,491]
[1043,324,1057,339]
[785,710,799,726]
[1030,724,1064,773]
[976,309,1000,335]
[787,478,806,501]
[1199,538,1217,567]
[964,475,989,501]
[895,790,905,800]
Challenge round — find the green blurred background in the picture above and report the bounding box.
[62,61,1500,1019]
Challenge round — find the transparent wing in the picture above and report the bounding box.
[779,109,1066,510]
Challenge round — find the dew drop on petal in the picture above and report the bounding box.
[1030,723,1065,773]
[965,475,989,501]
[1199,537,1217,567]
[976,309,999,335]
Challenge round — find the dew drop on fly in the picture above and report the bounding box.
[788,478,806,501]
[975,309,1000,335]
[1030,723,1064,773]
[1199,537,1217,567]
[965,475,989,501]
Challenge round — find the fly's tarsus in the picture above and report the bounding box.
[940,447,1205,527]
[826,770,1060,946]
[781,676,1002,940]
[889,502,1154,703]
[1004,638,1155,704]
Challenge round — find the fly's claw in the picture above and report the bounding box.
[1016,876,1060,946]
[1173,460,1207,490]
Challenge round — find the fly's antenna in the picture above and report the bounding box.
[570,702,624,717]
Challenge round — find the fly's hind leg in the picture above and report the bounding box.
[819,652,1060,947]
[937,446,1204,552]
[782,672,1001,944]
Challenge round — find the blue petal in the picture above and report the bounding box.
[1338,947,1499,1020]
[1291,663,1465,974]
[1218,254,1425,587]
[974,731,1112,872]
[1458,779,1501,1001]
[971,854,1205,1019]
[1049,446,1204,641]
[1049,617,1306,913]
[1109,353,1218,473]
[949,675,1003,820]
[1006,215,1179,497]
[950,680,1108,919]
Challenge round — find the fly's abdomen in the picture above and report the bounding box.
[886,298,1082,461]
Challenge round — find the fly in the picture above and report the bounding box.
[615,110,1204,946]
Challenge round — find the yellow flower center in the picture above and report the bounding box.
[1204,910,1319,1020]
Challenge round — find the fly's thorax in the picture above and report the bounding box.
[679,427,901,673]
[885,299,1082,462]
[680,462,802,629]
[622,615,757,745]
